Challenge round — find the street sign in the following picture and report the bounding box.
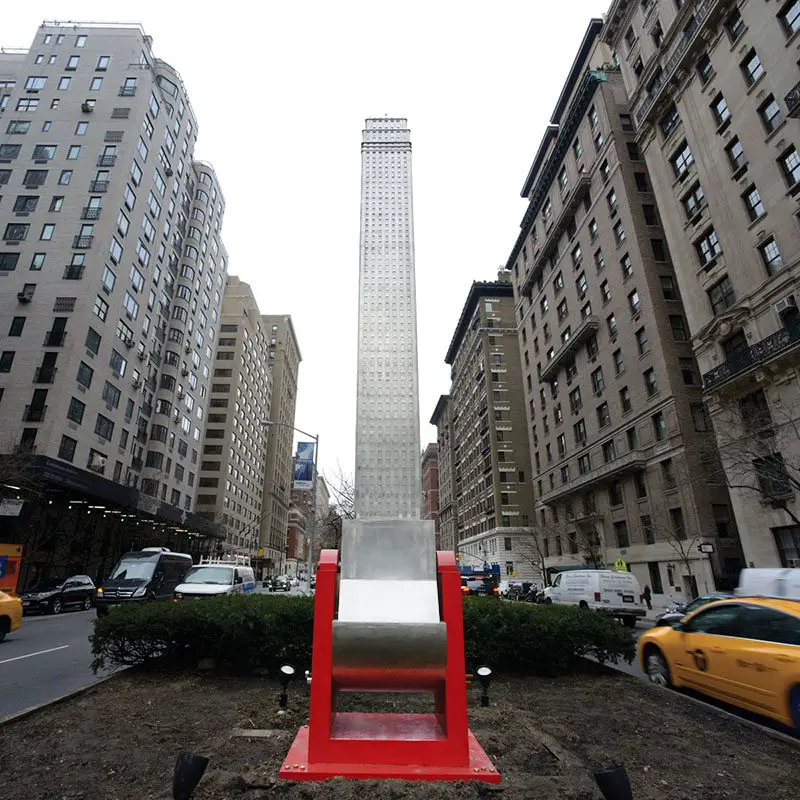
[613,557,628,572]
[698,543,715,554]
[0,499,24,517]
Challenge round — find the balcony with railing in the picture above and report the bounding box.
[635,0,722,124]
[89,180,109,192]
[97,154,116,167]
[786,80,800,118]
[118,85,137,97]
[23,404,47,422]
[538,449,648,505]
[702,324,800,391]
[43,330,66,347]
[33,366,57,383]
[520,174,592,299]
[540,315,599,382]
[72,235,93,249]
[81,206,101,220]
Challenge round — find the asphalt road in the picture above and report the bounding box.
[0,607,108,721]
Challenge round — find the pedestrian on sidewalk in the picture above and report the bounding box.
[643,584,652,611]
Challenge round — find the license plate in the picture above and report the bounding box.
[622,594,634,603]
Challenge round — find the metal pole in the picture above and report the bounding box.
[305,434,319,589]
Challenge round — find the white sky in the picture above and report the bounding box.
[4,1,602,482]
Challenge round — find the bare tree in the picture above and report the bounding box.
[323,463,355,520]
[701,396,800,526]
[0,441,44,499]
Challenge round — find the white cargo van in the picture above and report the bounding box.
[544,569,645,627]
[737,568,800,600]
[173,555,256,600]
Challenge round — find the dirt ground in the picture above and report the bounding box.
[2,667,798,800]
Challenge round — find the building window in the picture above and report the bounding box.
[602,439,616,464]
[682,182,705,220]
[601,278,612,303]
[669,315,687,341]
[58,435,77,463]
[779,146,800,187]
[652,411,667,442]
[725,8,745,41]
[574,418,587,445]
[679,357,698,385]
[695,227,721,268]
[755,453,792,497]
[614,521,630,548]
[690,402,708,432]
[759,237,783,275]
[600,159,610,181]
[594,249,605,273]
[759,96,783,134]
[635,327,649,355]
[573,137,583,160]
[710,93,730,127]
[697,52,714,83]
[40,223,55,241]
[772,525,800,567]
[94,414,114,441]
[627,142,641,161]
[708,275,735,314]
[671,140,694,178]
[96,55,110,71]
[779,1,800,37]
[606,313,617,340]
[611,349,625,376]
[597,401,611,428]
[741,49,764,87]
[613,220,625,245]
[76,361,93,388]
[608,480,623,507]
[741,184,765,221]
[626,426,638,451]
[634,470,647,499]
[109,349,127,378]
[644,368,658,397]
[66,55,80,70]
[642,516,655,545]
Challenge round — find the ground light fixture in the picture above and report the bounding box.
[279,663,296,708]
[172,751,209,800]
[594,764,633,800]
[475,665,492,707]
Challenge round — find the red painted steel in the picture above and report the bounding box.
[280,549,500,783]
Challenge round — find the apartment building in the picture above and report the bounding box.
[292,473,330,574]
[285,503,306,577]
[444,274,537,579]
[430,395,458,552]
[0,23,229,567]
[506,18,741,598]
[602,0,800,567]
[196,276,272,554]
[259,315,301,572]
[421,442,440,546]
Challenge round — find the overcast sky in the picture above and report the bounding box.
[5,1,602,485]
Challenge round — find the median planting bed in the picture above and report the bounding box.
[4,667,799,799]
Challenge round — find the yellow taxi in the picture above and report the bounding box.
[639,596,800,730]
[0,589,23,643]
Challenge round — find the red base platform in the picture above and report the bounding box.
[280,719,500,783]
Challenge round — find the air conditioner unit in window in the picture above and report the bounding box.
[181,368,189,376]
[165,167,173,177]
[774,295,797,316]
[81,102,93,113]
[184,345,191,354]
[132,378,142,388]
[137,351,146,361]
[124,338,134,348]
[17,291,32,303]
[177,390,185,399]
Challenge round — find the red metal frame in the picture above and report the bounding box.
[280,549,500,783]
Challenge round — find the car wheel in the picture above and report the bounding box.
[789,684,800,730]
[544,597,553,605]
[51,598,62,615]
[82,595,92,611]
[0,618,9,643]
[579,600,589,610]
[643,645,672,688]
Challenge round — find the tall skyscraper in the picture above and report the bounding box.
[355,118,421,519]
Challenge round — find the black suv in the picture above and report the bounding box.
[20,575,96,615]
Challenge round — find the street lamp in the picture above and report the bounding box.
[262,419,319,587]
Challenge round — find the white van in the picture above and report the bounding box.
[544,569,645,627]
[737,568,800,600]
[173,563,256,599]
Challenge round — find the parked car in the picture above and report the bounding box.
[19,575,95,615]
[0,590,22,642]
[654,592,732,626]
[174,563,256,599]
[96,547,193,616]
[461,576,500,597]
[639,596,800,730]
[543,569,645,627]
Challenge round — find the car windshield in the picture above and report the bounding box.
[109,559,156,581]
[27,578,63,592]
[182,566,233,585]
[684,595,716,614]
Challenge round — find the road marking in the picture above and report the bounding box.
[0,645,69,665]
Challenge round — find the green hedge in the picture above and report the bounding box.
[90,595,634,676]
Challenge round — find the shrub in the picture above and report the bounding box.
[91,595,634,676]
